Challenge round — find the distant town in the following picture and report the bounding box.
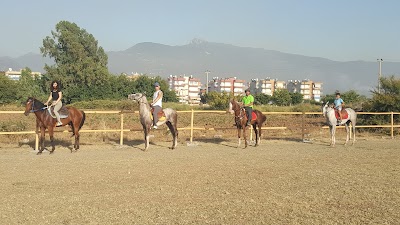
[3,68,322,105]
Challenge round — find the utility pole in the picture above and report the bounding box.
[205,70,210,93]
[377,59,383,94]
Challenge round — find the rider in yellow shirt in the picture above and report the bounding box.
[242,89,254,126]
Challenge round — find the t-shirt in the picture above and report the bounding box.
[242,95,254,108]
[334,98,344,108]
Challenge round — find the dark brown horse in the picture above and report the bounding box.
[228,99,267,148]
[24,97,86,154]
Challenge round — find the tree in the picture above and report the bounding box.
[365,76,400,112]
[0,75,18,104]
[272,89,291,106]
[254,93,271,105]
[17,67,46,101]
[40,21,109,103]
[205,91,232,110]
[289,92,303,105]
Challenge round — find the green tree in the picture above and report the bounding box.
[40,21,109,103]
[364,76,400,112]
[17,67,46,101]
[254,93,271,105]
[273,89,291,106]
[206,91,232,110]
[0,75,18,104]
[289,92,303,105]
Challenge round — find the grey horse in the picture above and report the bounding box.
[128,93,178,150]
[322,101,357,147]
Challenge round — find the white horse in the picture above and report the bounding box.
[128,93,178,150]
[322,101,357,147]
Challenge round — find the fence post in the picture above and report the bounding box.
[35,130,39,151]
[391,112,394,139]
[301,112,305,141]
[120,112,124,145]
[190,109,194,143]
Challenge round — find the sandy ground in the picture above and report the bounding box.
[0,136,399,224]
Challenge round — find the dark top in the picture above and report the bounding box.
[52,91,60,101]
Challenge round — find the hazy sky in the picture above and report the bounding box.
[1,0,399,62]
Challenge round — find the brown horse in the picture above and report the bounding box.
[228,99,267,148]
[24,97,86,154]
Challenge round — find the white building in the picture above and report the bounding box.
[208,77,246,95]
[168,75,202,104]
[5,68,41,81]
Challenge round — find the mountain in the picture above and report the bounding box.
[2,39,400,96]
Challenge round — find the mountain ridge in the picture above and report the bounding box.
[2,40,400,96]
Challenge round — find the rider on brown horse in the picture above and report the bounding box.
[242,89,254,126]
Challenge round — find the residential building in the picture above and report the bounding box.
[5,68,41,81]
[168,75,202,104]
[208,77,245,95]
[249,78,287,96]
[287,79,323,102]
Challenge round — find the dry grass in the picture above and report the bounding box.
[0,138,399,224]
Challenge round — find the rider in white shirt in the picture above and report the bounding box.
[151,82,163,129]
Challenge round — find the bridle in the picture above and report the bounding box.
[28,98,48,113]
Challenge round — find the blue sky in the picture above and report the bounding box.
[1,0,399,62]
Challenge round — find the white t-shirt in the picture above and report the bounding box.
[153,90,162,107]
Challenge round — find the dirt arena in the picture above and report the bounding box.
[0,135,399,225]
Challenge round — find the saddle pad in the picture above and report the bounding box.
[49,106,69,118]
[335,109,348,120]
[251,111,257,121]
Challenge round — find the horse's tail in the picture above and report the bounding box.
[259,111,267,124]
[70,110,85,137]
[78,111,86,131]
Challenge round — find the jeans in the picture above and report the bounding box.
[152,106,162,125]
[244,107,252,124]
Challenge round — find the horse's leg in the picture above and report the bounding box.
[352,120,356,145]
[166,121,177,149]
[143,125,149,151]
[74,131,80,152]
[243,127,248,148]
[48,127,55,154]
[236,128,241,148]
[38,127,45,155]
[253,124,258,147]
[329,126,334,146]
[344,123,350,146]
[332,126,336,147]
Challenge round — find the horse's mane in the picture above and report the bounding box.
[28,97,45,109]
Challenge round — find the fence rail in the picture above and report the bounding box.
[1,110,399,150]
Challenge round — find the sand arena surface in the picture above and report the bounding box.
[0,138,399,224]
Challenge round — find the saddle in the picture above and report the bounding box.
[150,107,166,121]
[48,105,69,119]
[241,108,257,121]
[334,108,348,120]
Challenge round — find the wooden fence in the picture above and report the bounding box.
[1,110,399,150]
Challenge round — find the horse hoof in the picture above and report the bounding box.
[36,152,42,155]
[49,151,54,154]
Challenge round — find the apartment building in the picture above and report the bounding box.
[168,75,202,104]
[208,77,246,95]
[287,79,323,102]
[5,68,41,81]
[249,78,286,96]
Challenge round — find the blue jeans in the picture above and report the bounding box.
[244,107,252,124]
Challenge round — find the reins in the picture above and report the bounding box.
[29,99,48,112]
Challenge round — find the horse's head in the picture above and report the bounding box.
[128,93,145,102]
[24,97,34,116]
[228,101,234,114]
[322,101,330,117]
